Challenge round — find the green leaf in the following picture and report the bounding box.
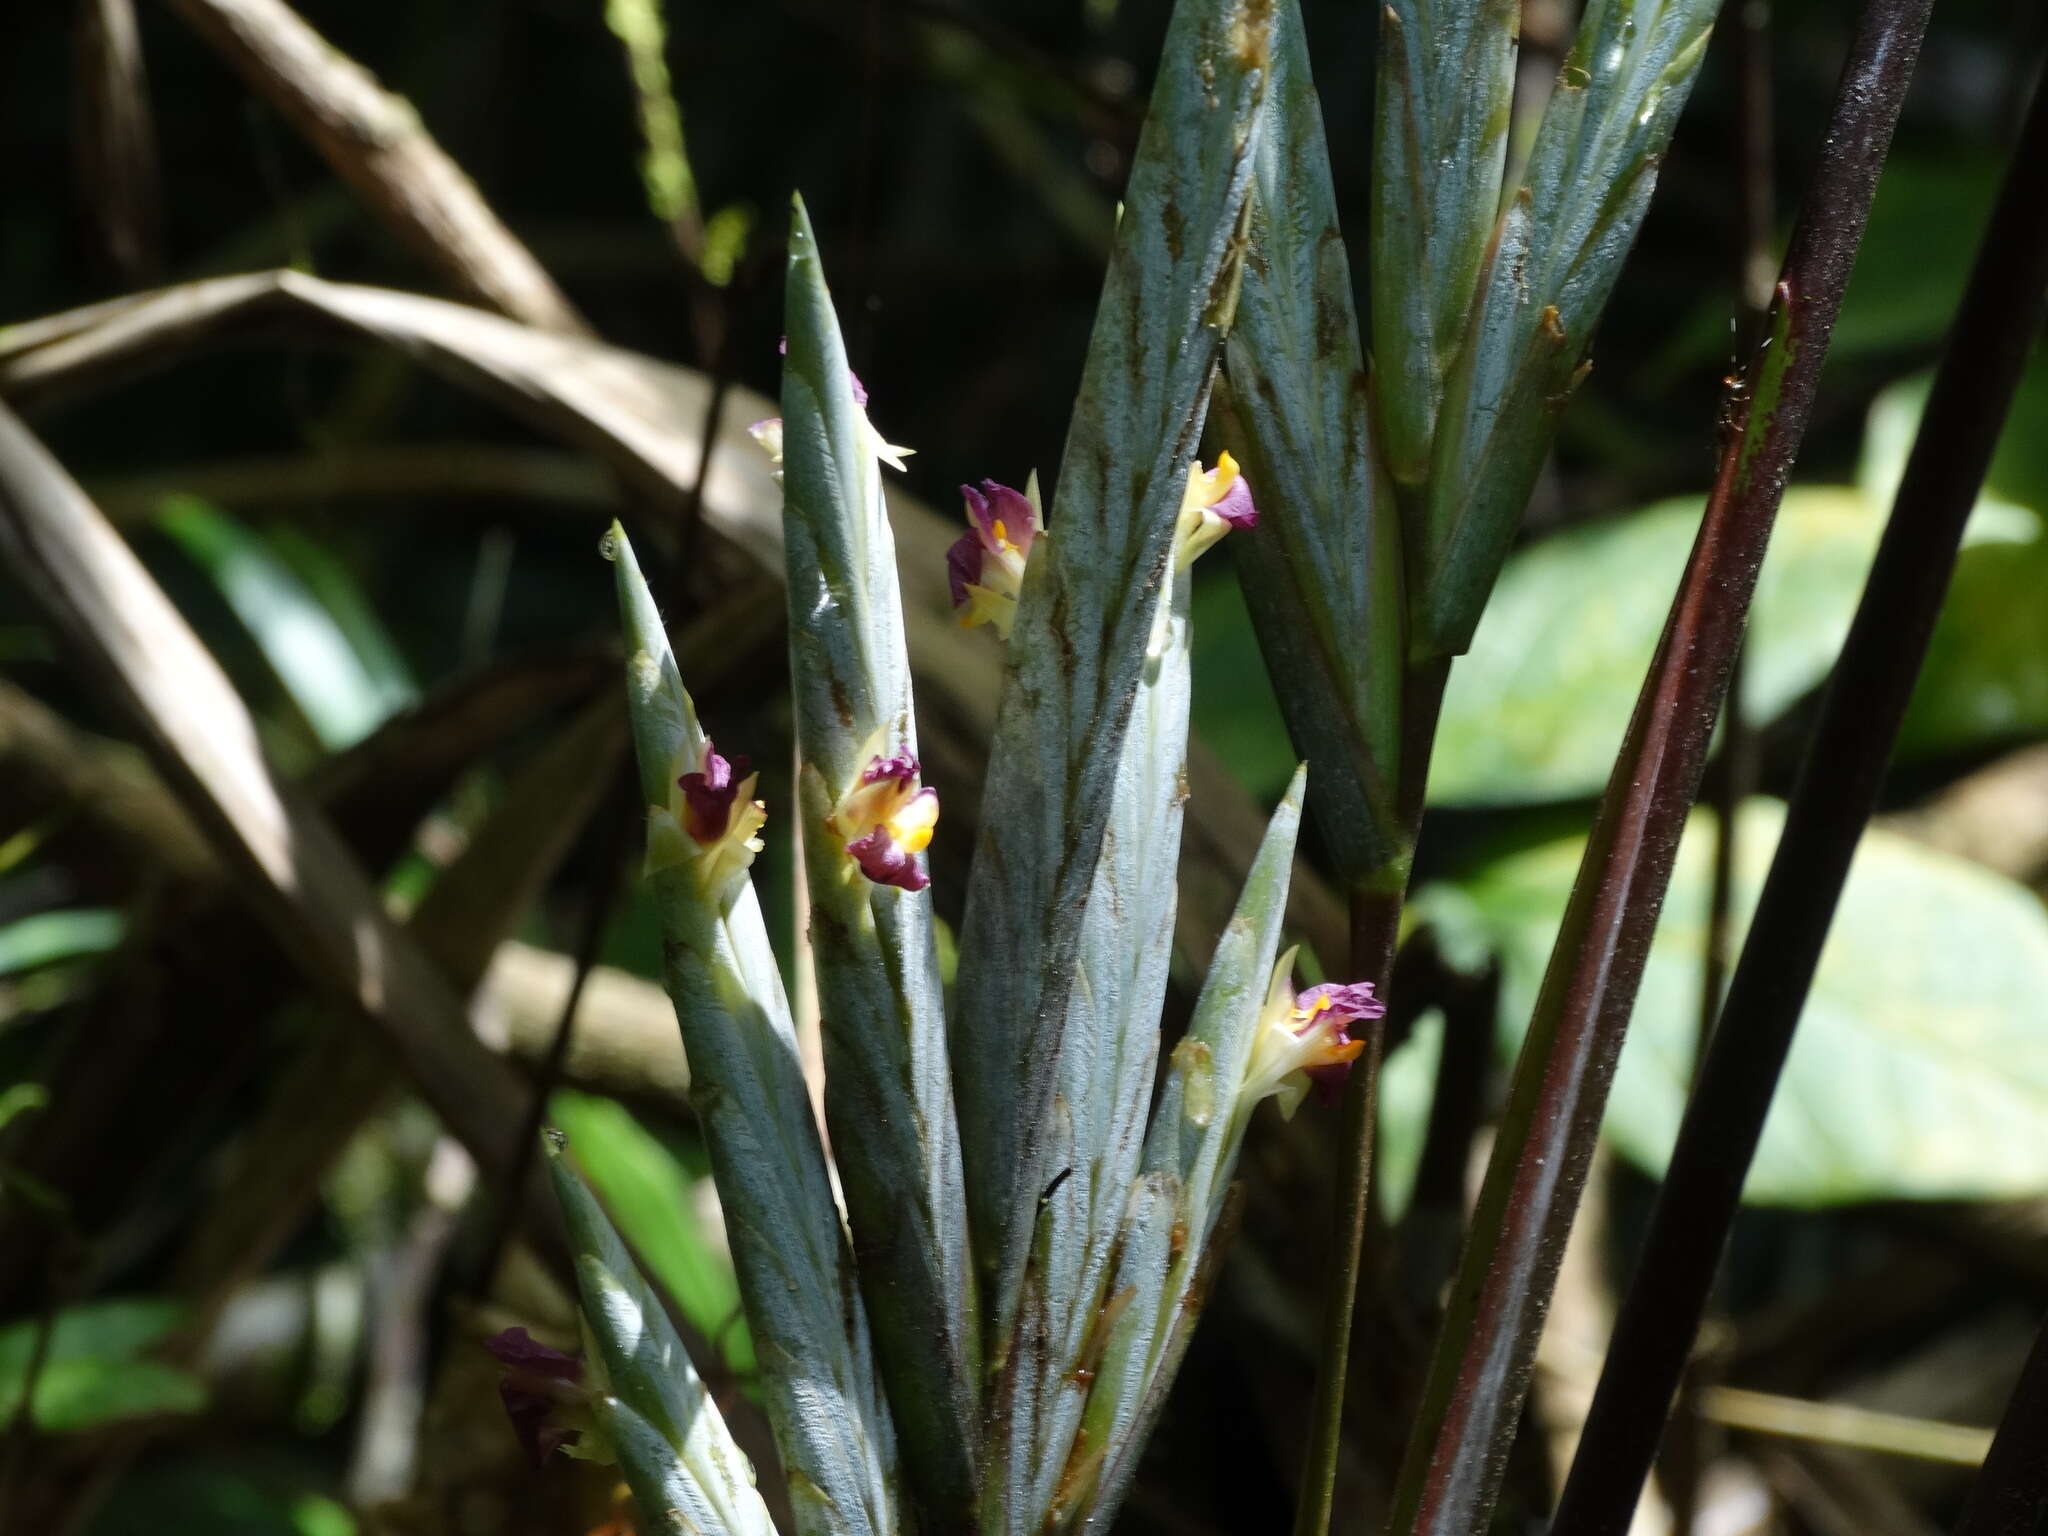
[1459,799,2048,1204]
[1376,1011,1443,1225]
[607,524,900,1536]
[544,1131,776,1536]
[1415,0,1720,657]
[779,198,979,1524]
[1900,532,2048,757]
[1831,157,2002,361]
[1429,488,1884,806]
[1189,566,1295,801]
[548,1090,751,1375]
[0,1298,206,1433]
[1370,0,1516,494]
[951,0,1272,1364]
[1858,373,2044,540]
[0,906,124,974]
[0,1082,47,1134]
[157,495,407,749]
[1223,0,1407,886]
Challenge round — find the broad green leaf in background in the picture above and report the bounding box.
[1858,371,2045,535]
[1430,488,1883,805]
[1414,0,1719,657]
[1823,157,2002,361]
[1864,369,2048,759]
[1648,155,2008,383]
[1900,532,2048,758]
[157,495,410,750]
[1456,800,2048,1204]
[0,906,124,974]
[1376,1011,1443,1225]
[548,1089,751,1375]
[951,0,1271,1353]
[1425,369,2048,803]
[1370,0,1516,497]
[1190,568,1295,802]
[0,1297,206,1432]
[1225,0,1407,888]
[780,196,978,1524]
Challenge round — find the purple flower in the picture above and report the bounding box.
[484,1327,588,1468]
[652,738,766,898]
[947,479,1041,637]
[829,749,940,892]
[1241,949,1385,1119]
[1174,451,1259,567]
[679,740,753,846]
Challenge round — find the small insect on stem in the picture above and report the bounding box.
[1717,313,1754,447]
[1040,1167,1075,1206]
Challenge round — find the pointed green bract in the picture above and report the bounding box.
[1224,0,1408,887]
[1371,0,1519,496]
[780,199,981,1527]
[606,525,901,1536]
[545,1137,776,1536]
[1416,0,1721,656]
[951,0,1274,1362]
[986,559,1196,1535]
[1058,767,1308,1531]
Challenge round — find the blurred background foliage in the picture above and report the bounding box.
[1,0,2046,1532]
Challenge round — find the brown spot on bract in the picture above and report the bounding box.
[1162,198,1187,263]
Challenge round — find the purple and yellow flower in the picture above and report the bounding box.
[748,362,913,482]
[648,737,766,900]
[1240,947,1385,1120]
[946,479,1042,637]
[747,416,786,483]
[828,749,939,892]
[484,1326,604,1469]
[1173,450,1259,568]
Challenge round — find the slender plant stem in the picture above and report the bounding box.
[1382,5,1933,1532]
[1549,49,2048,1536]
[1679,11,1775,1517]
[1293,660,1448,1536]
